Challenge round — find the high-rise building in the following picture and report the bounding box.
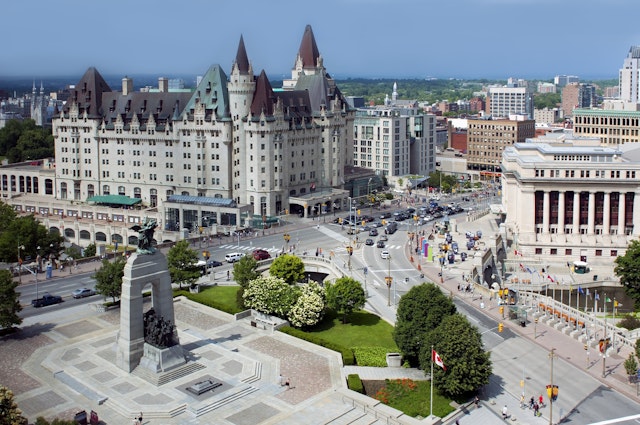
[554,75,579,87]
[485,84,534,119]
[619,46,640,104]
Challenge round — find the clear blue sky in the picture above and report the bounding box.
[3,0,639,80]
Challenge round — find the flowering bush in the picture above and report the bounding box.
[243,275,300,317]
[288,282,326,328]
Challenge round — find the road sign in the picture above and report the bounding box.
[363,267,368,275]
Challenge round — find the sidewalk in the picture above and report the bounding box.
[399,212,638,424]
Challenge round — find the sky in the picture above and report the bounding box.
[3,0,640,81]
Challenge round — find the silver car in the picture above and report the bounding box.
[72,288,96,298]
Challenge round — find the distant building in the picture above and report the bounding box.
[554,75,579,87]
[467,117,535,175]
[534,107,562,124]
[573,108,640,145]
[537,82,556,93]
[561,83,597,118]
[485,84,534,119]
[619,46,640,104]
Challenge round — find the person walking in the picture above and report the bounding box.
[502,405,509,420]
[533,402,539,417]
[137,412,143,424]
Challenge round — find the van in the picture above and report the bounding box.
[225,252,244,263]
[385,222,398,234]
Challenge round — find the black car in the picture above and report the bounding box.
[207,260,223,268]
[369,229,378,236]
[376,240,385,248]
[365,238,374,246]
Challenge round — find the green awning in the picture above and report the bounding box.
[87,195,142,206]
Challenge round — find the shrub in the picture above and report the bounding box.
[347,374,364,394]
[624,353,638,376]
[618,314,640,331]
[352,346,389,367]
[279,326,355,365]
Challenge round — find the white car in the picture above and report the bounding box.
[380,250,390,259]
[225,252,244,263]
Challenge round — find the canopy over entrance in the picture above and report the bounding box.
[87,195,142,206]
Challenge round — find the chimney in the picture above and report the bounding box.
[158,77,168,93]
[122,77,133,96]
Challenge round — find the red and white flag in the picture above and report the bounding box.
[432,349,446,370]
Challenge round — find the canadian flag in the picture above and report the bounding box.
[432,349,446,370]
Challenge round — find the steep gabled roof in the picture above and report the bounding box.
[250,70,277,117]
[183,64,231,120]
[234,35,250,74]
[298,25,320,69]
[102,91,192,126]
[64,67,111,117]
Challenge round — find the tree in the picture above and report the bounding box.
[93,258,125,303]
[394,283,456,366]
[167,240,200,289]
[419,314,492,398]
[232,255,259,288]
[0,215,63,264]
[288,282,326,328]
[269,254,305,284]
[624,353,638,377]
[0,385,27,425]
[83,243,97,258]
[614,240,640,309]
[243,275,300,318]
[0,270,22,329]
[325,277,365,323]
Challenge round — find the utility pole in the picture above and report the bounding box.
[549,348,557,425]
[386,254,392,306]
[602,293,608,378]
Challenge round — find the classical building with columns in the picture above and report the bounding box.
[502,138,640,263]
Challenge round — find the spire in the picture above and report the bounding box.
[298,25,320,69]
[234,35,250,74]
[250,70,275,117]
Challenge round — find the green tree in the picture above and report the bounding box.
[394,283,456,366]
[83,243,97,258]
[0,215,63,264]
[243,275,300,318]
[93,258,125,303]
[0,270,22,329]
[269,254,305,284]
[420,314,492,398]
[0,385,27,425]
[0,119,54,162]
[233,255,259,288]
[533,92,561,110]
[288,282,326,328]
[614,240,640,309]
[624,353,638,376]
[167,240,200,289]
[325,276,365,323]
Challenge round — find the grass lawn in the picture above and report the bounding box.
[306,310,398,351]
[374,379,454,418]
[175,285,243,314]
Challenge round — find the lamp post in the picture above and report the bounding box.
[367,177,373,216]
[386,254,392,306]
[548,348,558,425]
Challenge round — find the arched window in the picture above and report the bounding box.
[60,182,68,199]
[134,187,141,199]
[95,232,107,242]
[64,228,75,238]
[103,185,110,195]
[118,186,125,196]
[79,230,91,240]
[87,184,95,198]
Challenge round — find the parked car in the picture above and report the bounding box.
[225,252,244,263]
[72,288,96,299]
[32,293,63,307]
[252,249,271,260]
[377,240,386,248]
[380,250,390,259]
[365,238,374,246]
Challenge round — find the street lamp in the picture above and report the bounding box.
[367,177,373,216]
[17,244,24,284]
[386,254,392,306]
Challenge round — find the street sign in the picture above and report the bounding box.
[363,267,368,275]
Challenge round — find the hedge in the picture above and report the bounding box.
[347,374,364,394]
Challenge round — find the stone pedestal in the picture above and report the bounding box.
[116,252,178,372]
[139,343,186,373]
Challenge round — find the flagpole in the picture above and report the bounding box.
[430,345,434,419]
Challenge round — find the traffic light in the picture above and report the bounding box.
[499,306,504,315]
[498,323,504,333]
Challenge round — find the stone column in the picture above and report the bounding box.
[618,193,626,235]
[603,192,611,235]
[587,191,595,234]
[542,191,550,234]
[572,192,580,233]
[557,191,565,234]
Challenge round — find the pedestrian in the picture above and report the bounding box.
[529,396,534,409]
[138,412,143,424]
[502,405,509,420]
[539,394,544,406]
[533,402,539,417]
[227,270,230,281]
[474,395,479,408]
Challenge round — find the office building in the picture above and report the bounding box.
[485,85,534,119]
[619,46,640,104]
[466,117,535,175]
[502,139,640,262]
[561,83,597,118]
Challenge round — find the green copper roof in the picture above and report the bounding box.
[183,64,230,120]
[87,195,141,206]
[574,108,640,117]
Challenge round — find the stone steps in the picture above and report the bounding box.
[240,360,262,384]
[132,361,206,386]
[187,384,258,417]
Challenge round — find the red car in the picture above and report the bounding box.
[253,249,271,260]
